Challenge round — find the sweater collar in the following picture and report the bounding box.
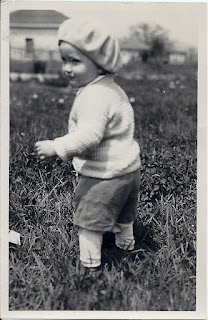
[76,75,106,96]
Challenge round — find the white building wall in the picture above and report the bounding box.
[10,28,60,51]
[169,53,186,64]
[122,50,140,64]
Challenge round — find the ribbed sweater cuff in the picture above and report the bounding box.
[53,137,68,161]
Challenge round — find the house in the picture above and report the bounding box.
[119,38,151,64]
[10,10,68,73]
[168,51,187,65]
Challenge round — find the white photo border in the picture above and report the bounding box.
[1,1,207,319]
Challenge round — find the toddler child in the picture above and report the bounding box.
[35,17,141,272]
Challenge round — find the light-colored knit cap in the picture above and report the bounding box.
[58,18,123,73]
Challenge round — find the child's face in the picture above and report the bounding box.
[60,42,99,88]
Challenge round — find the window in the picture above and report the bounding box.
[25,38,34,54]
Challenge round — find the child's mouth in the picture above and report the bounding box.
[64,72,75,80]
[69,78,76,84]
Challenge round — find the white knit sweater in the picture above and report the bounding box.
[54,75,141,179]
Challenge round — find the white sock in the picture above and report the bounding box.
[114,222,135,250]
[79,228,103,267]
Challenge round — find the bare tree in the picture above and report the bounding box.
[129,23,173,63]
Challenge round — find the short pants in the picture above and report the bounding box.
[74,169,140,232]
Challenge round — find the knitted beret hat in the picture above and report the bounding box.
[58,18,123,73]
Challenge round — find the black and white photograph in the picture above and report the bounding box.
[0,0,207,318]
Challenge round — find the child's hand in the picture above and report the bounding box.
[35,140,56,160]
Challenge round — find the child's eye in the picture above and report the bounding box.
[69,58,80,63]
[61,57,66,63]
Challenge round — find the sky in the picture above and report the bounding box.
[9,1,203,50]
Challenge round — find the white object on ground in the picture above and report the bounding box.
[9,230,21,245]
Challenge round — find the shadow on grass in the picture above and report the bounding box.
[102,220,159,268]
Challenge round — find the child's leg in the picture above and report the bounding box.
[78,228,103,268]
[114,222,135,250]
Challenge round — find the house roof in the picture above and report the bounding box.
[168,51,187,55]
[10,10,68,28]
[119,38,150,51]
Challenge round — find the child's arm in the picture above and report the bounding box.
[54,87,110,161]
[35,86,110,161]
[53,108,108,161]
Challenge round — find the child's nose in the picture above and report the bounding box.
[63,63,72,75]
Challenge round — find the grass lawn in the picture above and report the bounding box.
[9,67,197,310]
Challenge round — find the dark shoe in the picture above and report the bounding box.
[79,265,102,279]
[87,266,102,278]
[102,245,129,266]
